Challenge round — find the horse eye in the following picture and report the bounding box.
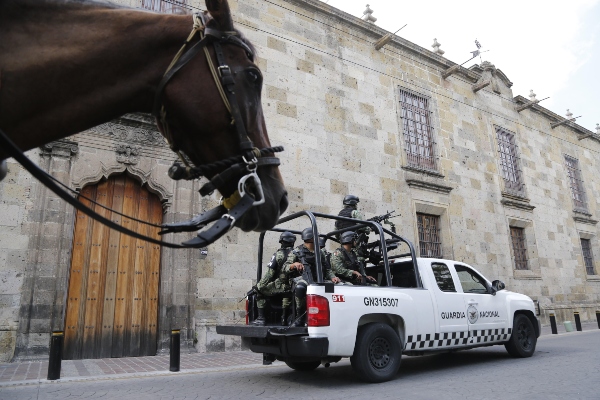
[247,70,261,84]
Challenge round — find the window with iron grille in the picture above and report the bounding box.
[581,238,596,275]
[141,0,189,13]
[417,213,442,258]
[399,89,437,170]
[564,155,588,211]
[495,126,525,195]
[510,227,529,270]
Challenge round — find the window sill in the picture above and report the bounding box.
[586,276,600,282]
[403,166,453,195]
[513,269,542,280]
[573,210,598,225]
[402,165,444,178]
[500,192,535,212]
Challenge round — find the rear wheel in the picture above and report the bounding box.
[284,359,321,371]
[350,323,402,383]
[505,314,537,357]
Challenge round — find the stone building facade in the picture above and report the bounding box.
[0,0,599,361]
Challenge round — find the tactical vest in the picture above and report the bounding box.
[267,247,293,271]
[340,247,360,271]
[335,206,355,231]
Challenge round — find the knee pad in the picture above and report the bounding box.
[295,282,307,297]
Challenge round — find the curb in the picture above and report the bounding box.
[0,362,282,388]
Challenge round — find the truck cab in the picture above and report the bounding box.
[217,211,540,382]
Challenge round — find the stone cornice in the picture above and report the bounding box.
[573,214,598,226]
[514,95,600,142]
[500,192,535,211]
[40,139,79,160]
[283,0,483,83]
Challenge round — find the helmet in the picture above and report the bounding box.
[301,228,314,242]
[341,231,356,244]
[343,194,360,206]
[279,231,296,246]
[318,237,326,248]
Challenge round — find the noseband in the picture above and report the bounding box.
[153,12,284,248]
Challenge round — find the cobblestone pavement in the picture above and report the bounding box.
[1,330,598,400]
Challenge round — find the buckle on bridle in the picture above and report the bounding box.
[243,155,258,172]
[218,65,231,77]
[238,172,265,206]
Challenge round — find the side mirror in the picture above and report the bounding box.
[492,280,505,292]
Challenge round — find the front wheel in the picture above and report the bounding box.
[284,359,321,371]
[504,314,537,357]
[350,323,402,383]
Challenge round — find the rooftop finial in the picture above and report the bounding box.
[596,123,599,135]
[566,109,573,119]
[432,38,445,56]
[529,90,537,102]
[362,4,377,23]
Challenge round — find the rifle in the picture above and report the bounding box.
[368,210,398,233]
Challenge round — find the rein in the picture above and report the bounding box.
[0,12,284,249]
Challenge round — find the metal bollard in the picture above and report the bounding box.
[596,311,600,329]
[574,312,582,332]
[170,329,180,372]
[549,313,558,334]
[47,331,64,380]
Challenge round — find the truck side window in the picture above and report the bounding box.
[454,265,488,294]
[431,263,456,292]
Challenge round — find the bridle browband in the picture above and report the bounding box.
[0,12,284,249]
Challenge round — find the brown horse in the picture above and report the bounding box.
[0,0,288,232]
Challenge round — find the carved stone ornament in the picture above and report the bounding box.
[115,142,142,165]
[478,61,501,94]
[40,139,79,159]
[87,121,166,147]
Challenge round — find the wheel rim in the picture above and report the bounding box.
[369,337,392,369]
[516,321,533,350]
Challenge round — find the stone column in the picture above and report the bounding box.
[13,140,78,360]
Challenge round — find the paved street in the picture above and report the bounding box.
[1,329,598,400]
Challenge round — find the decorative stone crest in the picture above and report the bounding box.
[479,61,501,94]
[115,143,141,165]
[86,121,166,147]
[40,139,79,159]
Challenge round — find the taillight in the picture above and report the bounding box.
[307,294,330,327]
[245,299,249,325]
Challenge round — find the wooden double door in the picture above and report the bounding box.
[64,175,162,359]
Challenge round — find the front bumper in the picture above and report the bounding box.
[217,325,329,359]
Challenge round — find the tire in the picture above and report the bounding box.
[350,323,402,383]
[284,359,321,371]
[504,314,537,357]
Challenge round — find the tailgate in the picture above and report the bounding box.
[216,325,308,338]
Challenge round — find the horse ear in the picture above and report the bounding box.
[205,0,234,31]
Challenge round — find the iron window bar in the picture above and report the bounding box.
[581,238,596,275]
[495,126,525,196]
[564,155,588,211]
[400,90,438,171]
[510,227,529,270]
[417,213,442,258]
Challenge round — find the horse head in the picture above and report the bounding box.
[156,0,288,233]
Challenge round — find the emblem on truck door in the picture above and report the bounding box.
[467,305,479,324]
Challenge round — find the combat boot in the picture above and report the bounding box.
[252,308,265,326]
[280,306,289,326]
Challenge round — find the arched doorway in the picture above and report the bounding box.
[64,175,163,359]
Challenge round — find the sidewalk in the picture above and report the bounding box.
[1,322,598,387]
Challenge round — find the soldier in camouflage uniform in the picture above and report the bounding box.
[331,231,378,286]
[282,228,341,326]
[335,194,364,231]
[252,231,296,326]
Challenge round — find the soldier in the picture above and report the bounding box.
[319,236,332,267]
[252,231,296,326]
[335,194,363,231]
[282,228,341,326]
[331,231,378,286]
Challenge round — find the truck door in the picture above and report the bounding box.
[429,262,468,339]
[454,264,509,344]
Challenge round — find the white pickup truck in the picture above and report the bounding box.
[217,211,540,383]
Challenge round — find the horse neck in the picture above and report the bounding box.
[0,1,190,154]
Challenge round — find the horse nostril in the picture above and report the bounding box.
[279,192,289,213]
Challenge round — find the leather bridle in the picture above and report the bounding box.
[0,12,284,249]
